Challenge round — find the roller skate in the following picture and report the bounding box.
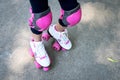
[42,24,72,51]
[29,38,51,71]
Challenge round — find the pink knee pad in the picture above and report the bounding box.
[59,4,82,27]
[29,8,52,31]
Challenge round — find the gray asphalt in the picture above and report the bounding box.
[0,0,120,80]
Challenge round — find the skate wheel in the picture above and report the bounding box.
[34,61,42,69]
[52,41,61,51]
[43,67,50,71]
[42,33,50,41]
[29,48,34,57]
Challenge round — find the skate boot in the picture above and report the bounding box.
[29,38,51,71]
[48,24,72,51]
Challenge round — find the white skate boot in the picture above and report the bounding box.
[48,24,72,50]
[29,39,51,71]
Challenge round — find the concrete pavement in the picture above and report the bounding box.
[0,0,120,80]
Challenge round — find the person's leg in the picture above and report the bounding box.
[29,0,49,41]
[29,0,52,68]
[48,0,82,50]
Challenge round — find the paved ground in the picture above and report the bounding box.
[0,0,120,80]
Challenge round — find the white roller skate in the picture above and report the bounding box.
[42,24,72,51]
[29,38,51,71]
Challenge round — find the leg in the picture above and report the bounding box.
[29,0,52,70]
[29,0,50,41]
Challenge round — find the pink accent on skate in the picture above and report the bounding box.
[67,9,82,27]
[36,12,52,31]
[34,61,42,69]
[42,33,50,41]
[65,40,70,45]
[40,55,47,60]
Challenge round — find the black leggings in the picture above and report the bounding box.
[29,0,79,34]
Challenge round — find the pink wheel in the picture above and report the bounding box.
[29,48,34,57]
[42,33,50,41]
[34,61,42,69]
[52,41,61,51]
[43,67,50,71]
